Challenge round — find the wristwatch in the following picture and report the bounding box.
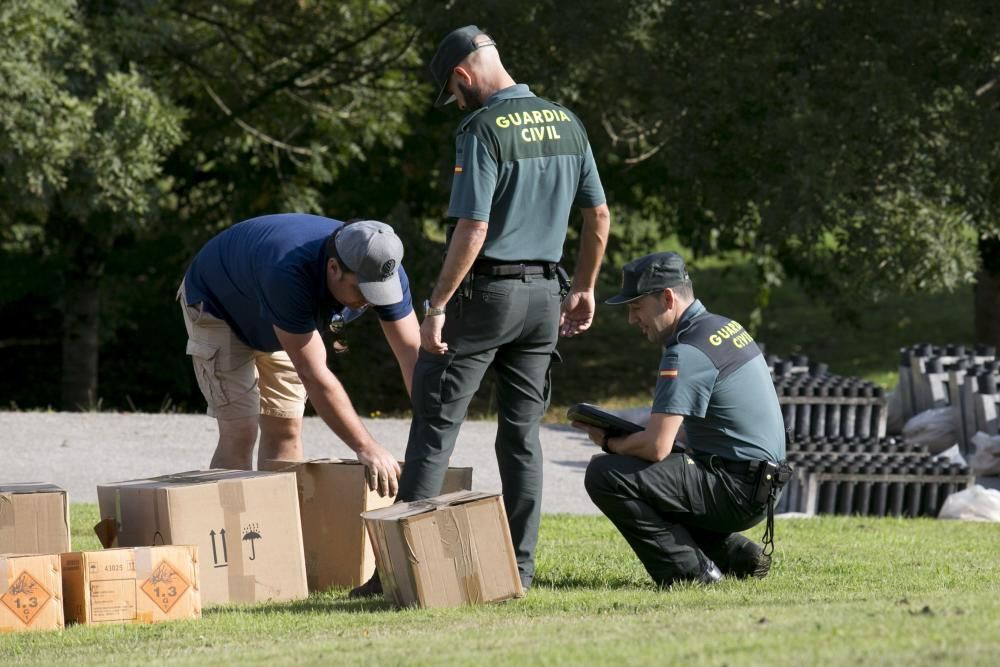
[423,299,445,318]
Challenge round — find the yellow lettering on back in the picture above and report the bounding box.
[496,116,510,129]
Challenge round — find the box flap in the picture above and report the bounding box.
[98,469,287,491]
[361,490,497,522]
[0,483,65,495]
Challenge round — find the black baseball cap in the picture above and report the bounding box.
[430,25,494,107]
[605,252,690,305]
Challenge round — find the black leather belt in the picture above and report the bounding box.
[700,455,765,476]
[472,260,557,277]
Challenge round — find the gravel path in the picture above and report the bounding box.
[0,411,603,514]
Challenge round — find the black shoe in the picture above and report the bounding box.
[697,560,724,584]
[349,571,382,599]
[733,543,771,579]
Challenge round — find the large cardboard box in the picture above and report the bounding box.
[0,483,70,555]
[262,459,473,590]
[0,553,64,633]
[96,470,307,606]
[362,490,523,609]
[61,546,200,626]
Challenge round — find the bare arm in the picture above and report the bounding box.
[421,218,488,354]
[274,325,400,495]
[561,203,611,337]
[379,311,420,396]
[574,412,684,463]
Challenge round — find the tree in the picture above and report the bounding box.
[441,1,1000,342]
[0,0,184,409]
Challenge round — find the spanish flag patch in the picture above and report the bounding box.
[659,369,678,378]
[454,166,463,174]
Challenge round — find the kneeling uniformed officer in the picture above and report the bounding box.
[574,251,786,586]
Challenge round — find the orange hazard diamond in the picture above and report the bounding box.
[140,561,190,613]
[1,571,52,626]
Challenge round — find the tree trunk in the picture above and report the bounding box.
[60,257,103,410]
[974,237,1000,352]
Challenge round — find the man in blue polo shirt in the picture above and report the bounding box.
[574,251,786,586]
[178,214,419,495]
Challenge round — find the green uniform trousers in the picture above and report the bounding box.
[584,450,768,585]
[398,272,561,588]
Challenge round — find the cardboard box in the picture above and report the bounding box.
[60,546,200,626]
[262,459,473,590]
[362,490,523,609]
[0,483,70,555]
[96,470,307,606]
[0,553,64,633]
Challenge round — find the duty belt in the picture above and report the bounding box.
[701,454,764,477]
[472,260,558,278]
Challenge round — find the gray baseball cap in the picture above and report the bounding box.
[334,221,404,306]
[606,251,690,305]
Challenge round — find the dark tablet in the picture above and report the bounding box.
[566,403,644,436]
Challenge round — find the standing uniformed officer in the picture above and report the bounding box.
[574,252,785,586]
[351,25,610,597]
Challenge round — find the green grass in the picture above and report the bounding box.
[3,504,999,665]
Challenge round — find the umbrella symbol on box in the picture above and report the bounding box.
[242,525,262,560]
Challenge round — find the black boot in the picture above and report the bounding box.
[731,542,771,579]
[349,570,383,599]
[697,559,724,584]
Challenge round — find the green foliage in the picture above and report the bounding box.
[4,503,998,665]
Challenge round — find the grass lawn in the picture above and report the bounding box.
[2,504,998,665]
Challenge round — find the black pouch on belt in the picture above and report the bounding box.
[751,460,781,506]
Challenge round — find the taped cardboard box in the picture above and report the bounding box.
[262,458,473,590]
[362,490,523,609]
[0,483,70,555]
[96,470,307,607]
[0,553,64,633]
[61,546,200,626]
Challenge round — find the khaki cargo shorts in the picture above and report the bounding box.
[177,280,307,420]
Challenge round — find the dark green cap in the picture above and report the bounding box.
[430,25,495,107]
[605,252,690,305]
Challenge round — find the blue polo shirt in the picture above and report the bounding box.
[652,300,785,462]
[183,214,412,352]
[448,84,606,262]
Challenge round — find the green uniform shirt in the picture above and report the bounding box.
[448,84,606,262]
[652,300,786,462]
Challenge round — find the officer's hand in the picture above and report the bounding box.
[356,443,401,497]
[560,289,596,337]
[571,421,608,448]
[420,313,448,355]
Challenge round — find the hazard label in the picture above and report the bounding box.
[140,561,190,613]
[1,572,52,626]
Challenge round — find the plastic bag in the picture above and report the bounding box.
[969,431,1000,477]
[938,485,1000,522]
[902,407,958,454]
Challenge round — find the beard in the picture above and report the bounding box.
[457,81,484,111]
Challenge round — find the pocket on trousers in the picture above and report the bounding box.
[543,349,562,410]
[186,339,229,406]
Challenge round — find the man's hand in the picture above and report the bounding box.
[560,289,596,337]
[356,443,402,497]
[420,313,448,355]
[571,421,610,450]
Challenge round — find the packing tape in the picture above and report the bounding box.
[0,495,13,545]
[218,481,256,602]
[438,505,481,604]
[134,547,153,581]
